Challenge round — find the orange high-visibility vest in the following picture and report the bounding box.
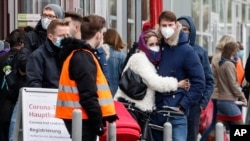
[236,58,244,85]
[55,49,116,119]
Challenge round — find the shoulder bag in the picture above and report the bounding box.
[119,68,147,100]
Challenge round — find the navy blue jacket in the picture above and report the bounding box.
[177,16,214,108]
[155,28,205,114]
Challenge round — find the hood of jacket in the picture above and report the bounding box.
[177,16,196,46]
[219,57,236,66]
[59,38,93,65]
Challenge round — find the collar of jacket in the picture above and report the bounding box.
[45,39,60,56]
[219,57,236,66]
[59,38,93,62]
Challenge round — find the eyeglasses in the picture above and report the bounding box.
[41,14,57,19]
[148,43,159,47]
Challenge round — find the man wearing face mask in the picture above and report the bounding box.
[18,4,64,77]
[55,15,118,141]
[150,11,205,141]
[26,19,70,88]
[177,16,214,141]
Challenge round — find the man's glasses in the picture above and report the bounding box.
[41,14,57,19]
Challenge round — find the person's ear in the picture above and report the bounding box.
[96,31,102,40]
[47,33,53,41]
[75,24,81,33]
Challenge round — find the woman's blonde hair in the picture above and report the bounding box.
[216,34,236,50]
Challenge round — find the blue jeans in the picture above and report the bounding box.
[9,103,17,141]
[151,114,187,141]
[187,103,201,141]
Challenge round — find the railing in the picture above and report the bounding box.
[72,109,117,141]
[72,110,227,141]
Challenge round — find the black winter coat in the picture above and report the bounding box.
[18,20,47,73]
[26,39,61,88]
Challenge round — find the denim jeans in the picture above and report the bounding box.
[151,114,187,141]
[8,103,17,141]
[187,103,201,141]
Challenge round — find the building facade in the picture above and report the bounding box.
[0,0,250,61]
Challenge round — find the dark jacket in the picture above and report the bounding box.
[155,23,205,114]
[59,38,117,129]
[26,39,61,88]
[18,20,47,73]
[245,51,250,82]
[177,16,214,108]
[0,48,26,122]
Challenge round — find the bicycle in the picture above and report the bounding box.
[118,98,184,141]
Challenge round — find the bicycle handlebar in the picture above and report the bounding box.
[119,100,184,118]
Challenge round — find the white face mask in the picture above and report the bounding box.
[41,18,52,30]
[148,46,160,52]
[161,27,174,39]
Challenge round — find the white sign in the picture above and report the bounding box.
[18,14,41,21]
[21,88,71,141]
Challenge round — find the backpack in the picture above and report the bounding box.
[1,52,18,90]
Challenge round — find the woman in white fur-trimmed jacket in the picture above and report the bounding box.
[114,30,189,112]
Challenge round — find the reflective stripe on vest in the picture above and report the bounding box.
[57,85,114,106]
[55,49,116,119]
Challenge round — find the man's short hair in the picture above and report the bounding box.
[81,15,105,40]
[158,11,177,24]
[237,41,244,50]
[64,11,83,23]
[47,19,69,34]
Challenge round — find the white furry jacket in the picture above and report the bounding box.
[114,51,178,111]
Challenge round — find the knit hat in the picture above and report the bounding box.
[142,21,151,32]
[0,40,10,55]
[178,19,190,29]
[43,4,64,19]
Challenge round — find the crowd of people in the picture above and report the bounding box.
[0,3,249,141]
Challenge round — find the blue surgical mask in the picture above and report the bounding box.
[53,37,63,48]
[233,52,239,62]
[239,50,244,58]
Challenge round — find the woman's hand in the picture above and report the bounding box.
[242,98,248,107]
[178,79,190,91]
